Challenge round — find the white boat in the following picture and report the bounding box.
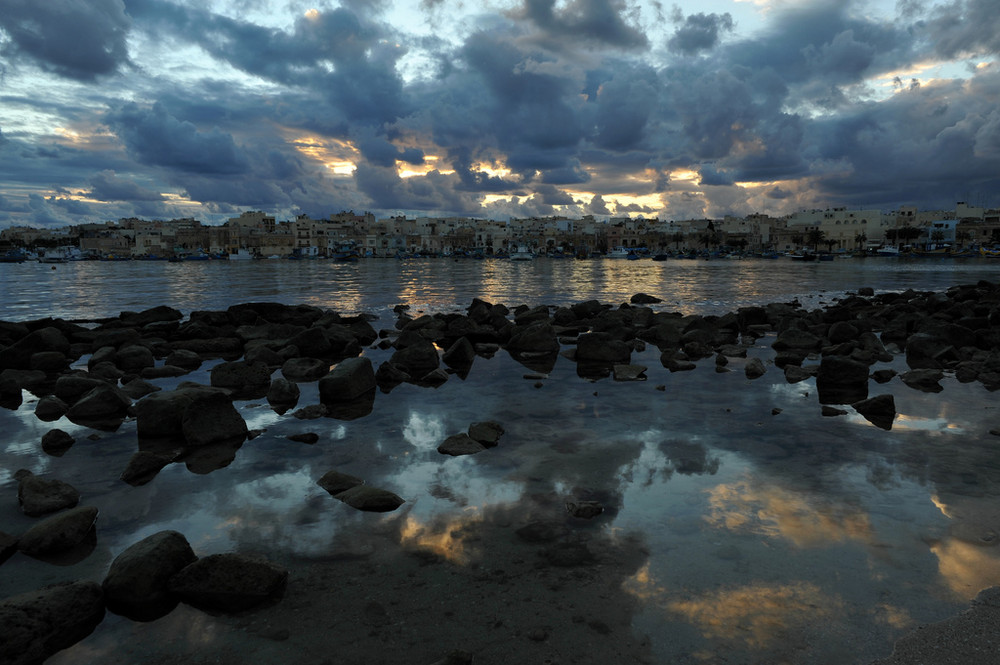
[606,247,631,259]
[509,245,534,261]
[228,248,254,260]
[875,246,901,257]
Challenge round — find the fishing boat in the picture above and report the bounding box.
[606,247,631,259]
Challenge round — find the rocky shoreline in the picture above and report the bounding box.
[3,282,1000,663]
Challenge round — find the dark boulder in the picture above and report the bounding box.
[318,357,376,401]
[119,305,183,328]
[164,349,203,370]
[34,395,68,422]
[18,505,99,557]
[469,421,504,447]
[0,581,105,665]
[744,357,767,379]
[388,338,440,376]
[0,327,70,370]
[65,383,131,427]
[853,394,896,430]
[438,434,486,456]
[280,357,329,382]
[169,552,288,613]
[17,471,79,517]
[266,377,300,407]
[121,377,162,399]
[115,345,156,372]
[209,360,272,395]
[901,368,945,393]
[103,530,197,621]
[41,428,75,456]
[630,293,662,304]
[442,336,476,369]
[120,451,174,486]
[29,351,69,373]
[333,485,405,512]
[506,321,559,354]
[576,332,631,363]
[181,393,248,447]
[317,470,364,496]
[816,356,870,404]
[53,374,109,404]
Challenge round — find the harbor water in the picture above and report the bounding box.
[2,256,1000,664]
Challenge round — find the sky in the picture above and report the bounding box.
[0,0,998,228]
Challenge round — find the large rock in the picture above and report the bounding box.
[134,386,228,438]
[119,305,183,328]
[280,357,329,382]
[115,344,155,372]
[0,581,105,665]
[442,336,476,369]
[181,392,248,447]
[65,383,131,425]
[744,357,767,379]
[34,395,68,421]
[506,321,559,354]
[41,428,75,456]
[209,360,272,395]
[0,327,70,370]
[17,471,79,517]
[0,371,22,408]
[333,485,405,512]
[576,332,631,363]
[468,421,504,447]
[318,357,376,402]
[266,377,300,407]
[169,553,288,613]
[285,326,333,358]
[853,394,896,430]
[18,506,99,557]
[103,530,197,621]
[771,328,822,352]
[816,356,870,403]
[388,339,440,376]
[53,374,109,403]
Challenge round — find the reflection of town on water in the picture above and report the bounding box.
[2,258,1000,662]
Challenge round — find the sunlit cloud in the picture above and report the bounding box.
[705,477,875,548]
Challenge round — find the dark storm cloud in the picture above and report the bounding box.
[126,1,409,127]
[807,69,1000,206]
[592,64,660,150]
[668,12,734,55]
[87,171,165,202]
[515,0,649,50]
[698,164,734,186]
[106,102,250,175]
[589,194,611,215]
[354,164,483,215]
[0,0,131,80]
[923,0,1000,59]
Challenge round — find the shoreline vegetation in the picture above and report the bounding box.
[3,282,1000,663]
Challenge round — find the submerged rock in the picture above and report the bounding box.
[169,553,288,613]
[333,485,405,512]
[103,530,197,621]
[18,506,99,558]
[0,581,105,665]
[16,471,79,517]
[438,433,486,456]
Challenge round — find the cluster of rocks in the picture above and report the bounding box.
[0,529,287,665]
[6,283,1000,660]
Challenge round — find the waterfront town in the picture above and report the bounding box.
[2,201,999,260]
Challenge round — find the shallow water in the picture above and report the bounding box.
[3,256,1000,664]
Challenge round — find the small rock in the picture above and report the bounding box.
[438,433,486,456]
[102,530,197,621]
[288,432,319,444]
[317,470,364,496]
[333,485,405,512]
[468,421,504,447]
[41,428,75,456]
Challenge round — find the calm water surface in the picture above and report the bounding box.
[3,256,1000,664]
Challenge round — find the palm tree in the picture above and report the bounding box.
[806,229,825,251]
[854,232,867,249]
[671,232,684,250]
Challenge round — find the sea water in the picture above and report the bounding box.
[2,256,1000,663]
